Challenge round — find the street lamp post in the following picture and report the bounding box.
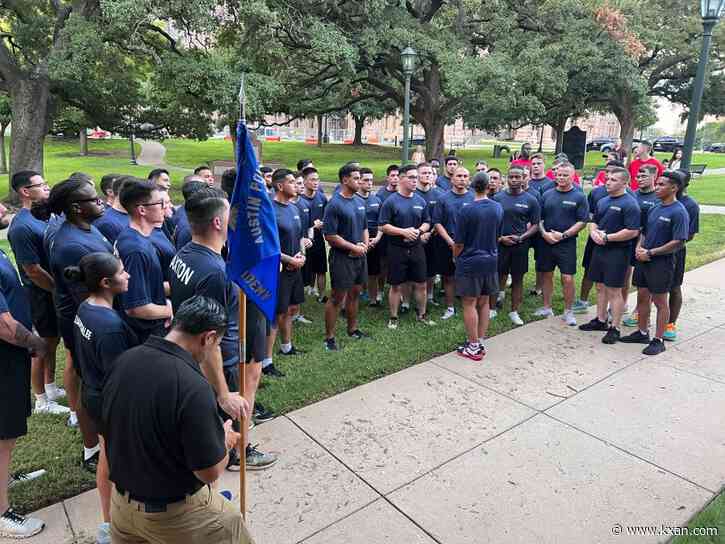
[401,46,418,165]
[681,0,725,172]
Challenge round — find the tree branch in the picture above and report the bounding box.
[142,23,183,56]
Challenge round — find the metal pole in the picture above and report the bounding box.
[681,19,717,172]
[129,132,137,165]
[402,73,411,164]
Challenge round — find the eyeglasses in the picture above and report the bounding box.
[26,182,49,189]
[140,200,166,208]
[74,197,104,205]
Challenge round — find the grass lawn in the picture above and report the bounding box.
[687,175,725,206]
[673,491,725,543]
[4,213,725,515]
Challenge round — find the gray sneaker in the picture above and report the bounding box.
[0,509,44,539]
[246,444,278,471]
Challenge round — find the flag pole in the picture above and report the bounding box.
[238,72,248,519]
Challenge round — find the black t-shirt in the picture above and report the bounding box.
[102,336,226,500]
[322,193,368,247]
[379,192,431,247]
[274,201,303,256]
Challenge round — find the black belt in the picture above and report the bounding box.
[116,484,203,513]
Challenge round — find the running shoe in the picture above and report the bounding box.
[416,314,436,326]
[34,400,70,415]
[45,385,66,401]
[97,521,111,544]
[400,303,411,314]
[571,299,589,314]
[0,509,44,539]
[253,402,275,423]
[508,311,524,326]
[489,309,497,319]
[293,314,313,324]
[579,318,608,332]
[82,451,99,473]
[619,330,651,344]
[226,447,242,471]
[458,342,484,361]
[347,329,370,340]
[246,444,278,471]
[278,346,306,356]
[387,317,399,330]
[602,327,621,344]
[663,323,677,342]
[642,338,666,356]
[622,312,639,327]
[533,307,554,317]
[8,469,46,489]
[324,338,339,351]
[441,307,455,320]
[262,363,286,378]
[561,310,577,327]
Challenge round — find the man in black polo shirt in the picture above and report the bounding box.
[579,167,640,343]
[169,188,277,471]
[322,164,369,351]
[103,296,254,544]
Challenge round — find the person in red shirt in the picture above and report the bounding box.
[628,140,663,191]
[510,143,533,170]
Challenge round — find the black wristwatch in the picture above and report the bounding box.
[561,231,569,240]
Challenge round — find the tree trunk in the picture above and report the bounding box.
[617,111,635,167]
[317,114,323,148]
[0,122,8,175]
[421,117,445,161]
[552,117,567,154]
[353,114,365,146]
[79,128,88,156]
[10,77,51,177]
[537,125,545,153]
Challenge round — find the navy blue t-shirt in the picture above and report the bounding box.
[294,197,311,234]
[150,228,176,282]
[587,185,609,218]
[169,243,240,367]
[93,207,129,244]
[8,208,50,287]
[323,193,367,247]
[300,191,327,224]
[50,222,113,320]
[541,188,589,235]
[493,190,541,236]
[173,206,192,250]
[359,193,382,236]
[642,201,689,250]
[436,175,452,191]
[0,249,32,337]
[593,193,641,246]
[635,190,660,229]
[528,178,555,198]
[274,201,303,256]
[43,214,64,261]
[454,199,503,277]
[375,186,398,204]
[73,301,139,391]
[416,186,445,220]
[115,228,167,339]
[679,195,700,239]
[379,192,431,247]
[433,190,475,238]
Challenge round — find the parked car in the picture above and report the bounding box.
[586,137,616,152]
[652,136,684,153]
[704,143,725,153]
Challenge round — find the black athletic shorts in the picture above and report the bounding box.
[586,244,631,288]
[276,269,304,315]
[581,237,596,270]
[57,313,75,354]
[633,255,675,294]
[82,384,103,430]
[387,243,427,285]
[26,285,58,338]
[306,229,328,274]
[0,345,31,440]
[672,246,686,288]
[455,273,500,298]
[535,238,577,275]
[367,238,382,276]
[330,250,368,290]
[498,242,529,277]
[530,232,542,261]
[219,365,240,432]
[424,236,439,278]
[246,299,266,364]
[435,243,456,277]
[377,235,389,259]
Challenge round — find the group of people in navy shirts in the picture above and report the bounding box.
[0,138,699,541]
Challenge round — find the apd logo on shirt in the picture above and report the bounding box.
[293,215,301,222]
[413,205,424,210]
[609,206,622,212]
[515,203,529,209]
[562,201,577,207]
[370,203,380,209]
[658,216,671,223]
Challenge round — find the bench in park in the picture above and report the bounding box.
[689,164,707,177]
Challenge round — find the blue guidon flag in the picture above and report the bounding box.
[226,121,280,322]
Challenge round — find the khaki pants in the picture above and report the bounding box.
[110,485,254,544]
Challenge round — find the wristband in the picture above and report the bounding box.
[561,231,569,240]
[603,233,608,243]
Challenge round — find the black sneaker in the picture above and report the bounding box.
[278,346,306,356]
[528,288,542,297]
[400,304,411,314]
[317,295,328,304]
[456,340,470,353]
[602,327,620,344]
[619,330,651,344]
[643,338,666,356]
[246,444,278,471]
[82,451,99,473]
[369,300,382,308]
[579,318,609,331]
[262,363,286,378]
[253,402,275,423]
[324,338,339,351]
[226,447,241,472]
[348,329,370,340]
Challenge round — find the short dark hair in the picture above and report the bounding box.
[63,252,121,294]
[609,166,630,183]
[272,168,294,187]
[100,174,122,196]
[193,165,212,175]
[487,168,502,175]
[182,174,204,184]
[530,153,545,161]
[296,159,313,171]
[221,168,237,199]
[417,162,431,169]
[185,187,228,233]
[386,164,400,176]
[338,163,360,182]
[661,169,686,190]
[259,166,273,175]
[147,168,169,182]
[639,164,658,176]
[11,170,41,192]
[112,175,134,197]
[444,155,458,165]
[399,164,417,176]
[360,167,374,176]
[182,179,208,201]
[31,178,87,220]
[606,160,626,169]
[475,160,487,167]
[171,296,228,336]
[471,172,490,194]
[508,165,525,175]
[69,172,93,184]
[301,166,318,178]
[119,180,157,212]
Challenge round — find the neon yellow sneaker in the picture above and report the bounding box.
[663,323,677,342]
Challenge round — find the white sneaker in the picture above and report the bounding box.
[293,314,312,324]
[0,509,45,539]
[533,307,554,317]
[441,307,455,320]
[509,311,524,326]
[489,309,497,319]
[34,400,70,415]
[96,521,111,544]
[561,310,577,326]
[67,412,79,427]
[506,276,512,287]
[46,385,66,401]
[8,469,46,489]
[497,291,505,303]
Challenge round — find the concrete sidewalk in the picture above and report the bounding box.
[8,260,725,544]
